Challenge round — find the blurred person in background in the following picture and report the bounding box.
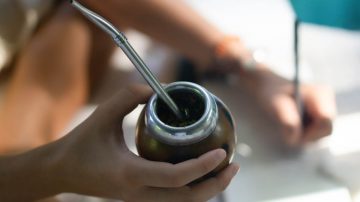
[0,0,335,154]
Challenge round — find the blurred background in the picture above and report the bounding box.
[183,1,360,201]
[1,0,360,201]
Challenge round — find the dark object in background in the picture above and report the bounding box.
[293,19,313,129]
[176,58,200,83]
[176,58,228,83]
[136,82,236,179]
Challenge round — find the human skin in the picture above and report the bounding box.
[79,0,336,145]
[0,5,91,153]
[237,66,336,146]
[0,0,335,153]
[0,86,240,201]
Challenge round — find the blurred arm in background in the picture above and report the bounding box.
[0,0,336,153]
[82,0,336,147]
[0,4,91,153]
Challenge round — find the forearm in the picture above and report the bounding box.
[0,5,90,154]
[82,0,226,67]
[0,141,64,201]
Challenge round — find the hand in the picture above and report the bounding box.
[239,67,336,147]
[55,85,239,201]
[202,35,336,147]
[208,36,254,74]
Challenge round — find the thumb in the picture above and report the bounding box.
[95,85,152,126]
[270,94,302,146]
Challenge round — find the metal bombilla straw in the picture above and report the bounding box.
[70,0,183,119]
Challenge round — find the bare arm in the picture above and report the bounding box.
[81,0,335,147]
[81,0,234,67]
[0,86,239,201]
[0,143,63,201]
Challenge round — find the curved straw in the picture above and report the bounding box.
[70,0,183,119]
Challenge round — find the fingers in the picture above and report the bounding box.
[96,85,152,125]
[127,149,227,188]
[189,163,239,201]
[270,94,302,146]
[131,163,239,202]
[301,86,336,143]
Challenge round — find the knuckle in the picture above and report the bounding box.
[168,173,186,187]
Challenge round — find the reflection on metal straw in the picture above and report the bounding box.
[70,0,183,119]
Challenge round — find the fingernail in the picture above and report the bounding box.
[216,149,227,161]
[232,164,240,176]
